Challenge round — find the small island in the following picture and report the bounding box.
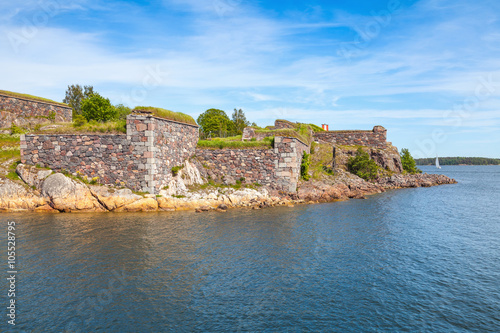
[0,89,456,213]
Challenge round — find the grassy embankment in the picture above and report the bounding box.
[197,135,273,149]
[0,90,69,106]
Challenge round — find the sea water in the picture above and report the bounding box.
[0,166,499,332]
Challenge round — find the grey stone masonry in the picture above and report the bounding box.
[21,113,199,194]
[313,125,387,148]
[195,136,310,193]
[0,93,72,128]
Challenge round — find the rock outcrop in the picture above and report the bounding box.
[89,186,143,211]
[334,144,403,173]
[0,178,46,211]
[0,163,457,213]
[41,173,106,212]
[378,173,457,188]
[16,163,52,189]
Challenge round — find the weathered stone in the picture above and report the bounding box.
[16,164,53,189]
[41,173,105,212]
[0,178,46,211]
[0,93,72,128]
[114,198,158,212]
[89,186,142,211]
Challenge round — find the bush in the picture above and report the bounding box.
[48,111,56,122]
[113,104,131,120]
[301,151,311,180]
[73,115,87,127]
[347,147,379,180]
[400,148,421,174]
[81,93,116,122]
[10,124,25,134]
[171,165,184,176]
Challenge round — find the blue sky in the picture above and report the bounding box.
[1,0,499,158]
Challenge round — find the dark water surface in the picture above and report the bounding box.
[1,166,499,332]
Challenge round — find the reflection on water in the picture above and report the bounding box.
[0,166,499,332]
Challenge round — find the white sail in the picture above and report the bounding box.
[436,156,441,169]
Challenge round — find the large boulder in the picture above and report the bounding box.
[16,164,53,189]
[41,173,105,212]
[0,178,46,211]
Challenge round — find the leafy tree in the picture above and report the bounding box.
[63,84,95,115]
[113,104,131,120]
[197,108,233,138]
[400,148,421,174]
[347,147,379,180]
[231,108,250,135]
[81,93,116,122]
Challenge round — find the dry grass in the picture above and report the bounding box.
[0,90,68,106]
[133,106,197,125]
[310,143,334,179]
[197,139,272,149]
[30,121,127,134]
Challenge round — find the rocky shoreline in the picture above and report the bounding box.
[0,163,456,213]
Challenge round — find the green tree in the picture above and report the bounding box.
[81,93,116,122]
[63,84,95,115]
[231,108,250,135]
[400,148,421,174]
[113,104,131,120]
[347,147,379,180]
[197,108,233,138]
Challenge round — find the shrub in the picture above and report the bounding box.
[347,147,379,180]
[48,111,56,121]
[73,115,87,127]
[301,151,311,180]
[10,124,25,134]
[171,165,184,176]
[400,148,422,174]
[81,93,116,122]
[113,104,131,120]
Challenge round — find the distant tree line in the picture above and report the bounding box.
[415,157,500,165]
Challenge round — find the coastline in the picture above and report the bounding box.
[0,164,456,213]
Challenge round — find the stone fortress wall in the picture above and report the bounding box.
[21,113,198,193]
[195,136,310,193]
[17,96,390,194]
[313,126,388,149]
[20,112,309,193]
[244,120,388,149]
[0,92,72,128]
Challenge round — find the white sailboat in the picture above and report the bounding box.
[436,155,441,169]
